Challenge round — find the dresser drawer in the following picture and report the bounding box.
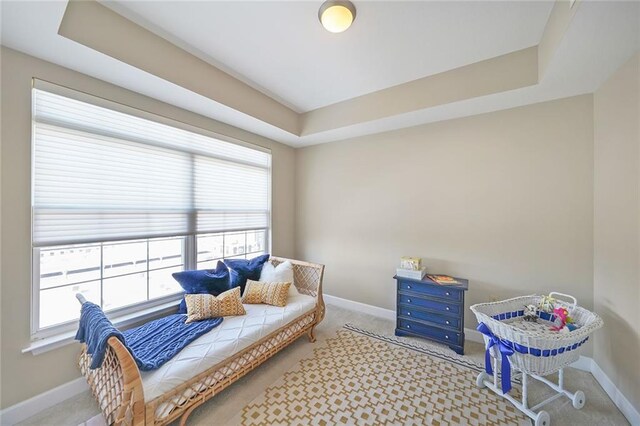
[398,305,461,329]
[397,280,462,301]
[397,293,461,315]
[397,318,462,345]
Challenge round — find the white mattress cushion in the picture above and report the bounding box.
[141,293,316,402]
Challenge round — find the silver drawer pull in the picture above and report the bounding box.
[407,312,411,316]
[406,325,411,329]
[445,335,449,339]
[445,292,450,296]
[445,320,450,325]
[446,306,450,311]
[407,299,411,303]
[407,285,411,289]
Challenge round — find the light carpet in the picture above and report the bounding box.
[240,324,529,425]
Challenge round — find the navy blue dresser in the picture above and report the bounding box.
[394,275,469,355]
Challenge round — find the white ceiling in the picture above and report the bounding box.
[1,1,639,147]
[103,1,554,112]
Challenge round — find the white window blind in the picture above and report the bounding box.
[32,86,271,247]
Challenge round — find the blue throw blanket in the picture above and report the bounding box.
[75,302,125,369]
[76,302,223,371]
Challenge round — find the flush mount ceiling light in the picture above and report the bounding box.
[318,0,356,33]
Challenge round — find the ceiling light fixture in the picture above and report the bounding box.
[318,0,356,33]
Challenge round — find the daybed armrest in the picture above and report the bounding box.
[79,337,145,426]
[270,257,325,322]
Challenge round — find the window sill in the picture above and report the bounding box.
[23,300,180,356]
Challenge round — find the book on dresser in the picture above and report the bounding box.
[426,274,463,285]
[394,274,469,355]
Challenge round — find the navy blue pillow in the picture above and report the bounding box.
[224,254,270,294]
[173,261,230,314]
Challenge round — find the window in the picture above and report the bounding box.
[38,237,185,329]
[196,230,267,268]
[31,81,271,337]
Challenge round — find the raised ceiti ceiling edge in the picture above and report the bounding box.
[56,0,585,142]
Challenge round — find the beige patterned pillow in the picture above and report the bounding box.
[242,280,291,307]
[184,287,246,323]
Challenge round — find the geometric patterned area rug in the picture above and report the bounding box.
[241,325,528,425]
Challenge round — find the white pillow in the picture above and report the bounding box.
[260,260,299,297]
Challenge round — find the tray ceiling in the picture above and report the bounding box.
[102,0,554,112]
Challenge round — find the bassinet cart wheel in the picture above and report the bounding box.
[572,391,585,409]
[534,410,550,426]
[476,372,489,388]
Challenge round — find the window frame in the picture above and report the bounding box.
[31,246,187,339]
[195,229,269,268]
[30,228,269,340]
[29,80,272,341]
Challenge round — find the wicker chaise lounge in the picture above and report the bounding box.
[77,257,325,426]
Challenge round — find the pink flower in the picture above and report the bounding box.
[553,307,569,322]
[550,307,571,331]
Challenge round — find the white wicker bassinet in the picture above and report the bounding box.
[471,293,602,376]
[470,292,603,426]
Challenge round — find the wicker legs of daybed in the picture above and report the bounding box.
[307,326,317,343]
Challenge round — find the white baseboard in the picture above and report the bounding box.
[463,327,484,343]
[0,377,87,426]
[325,293,639,424]
[324,294,396,321]
[570,355,593,373]
[591,359,640,425]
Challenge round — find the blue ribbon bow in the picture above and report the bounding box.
[477,322,514,394]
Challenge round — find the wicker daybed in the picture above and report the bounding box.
[77,257,325,426]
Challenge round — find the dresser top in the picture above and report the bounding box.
[394,274,469,291]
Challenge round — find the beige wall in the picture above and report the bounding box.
[296,95,595,335]
[0,46,296,409]
[593,53,640,412]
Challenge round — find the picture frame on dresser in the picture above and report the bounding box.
[394,274,469,355]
